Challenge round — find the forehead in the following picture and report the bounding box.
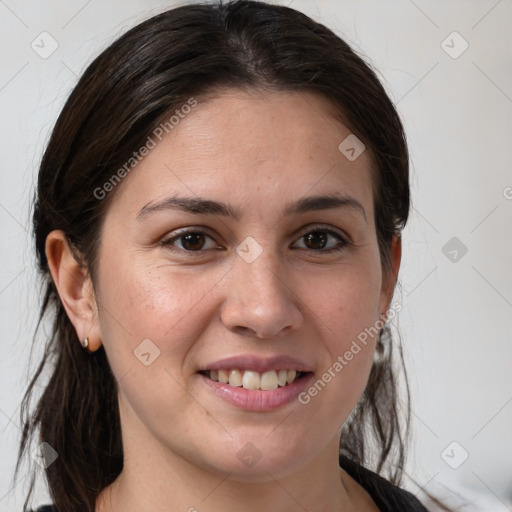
[106,89,375,221]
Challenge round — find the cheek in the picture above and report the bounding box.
[96,253,225,373]
[303,258,383,347]
[296,259,382,420]
[94,257,222,432]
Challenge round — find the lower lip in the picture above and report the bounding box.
[199,373,314,412]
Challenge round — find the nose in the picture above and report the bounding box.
[219,243,303,339]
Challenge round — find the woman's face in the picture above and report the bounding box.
[90,89,398,480]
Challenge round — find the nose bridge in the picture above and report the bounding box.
[220,235,302,338]
[237,237,282,297]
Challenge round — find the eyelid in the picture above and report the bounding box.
[290,224,351,252]
[161,226,221,253]
[293,223,351,243]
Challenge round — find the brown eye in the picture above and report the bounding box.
[303,231,329,250]
[162,230,219,252]
[293,227,350,253]
[179,232,206,251]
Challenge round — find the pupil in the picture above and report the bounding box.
[182,233,204,251]
[305,231,327,250]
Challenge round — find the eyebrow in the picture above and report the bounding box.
[136,192,367,223]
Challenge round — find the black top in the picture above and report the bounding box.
[30,456,429,512]
[339,454,429,511]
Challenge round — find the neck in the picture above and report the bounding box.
[98,459,352,512]
[96,413,354,512]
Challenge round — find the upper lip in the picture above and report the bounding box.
[200,354,313,373]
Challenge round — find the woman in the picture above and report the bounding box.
[15,1,452,510]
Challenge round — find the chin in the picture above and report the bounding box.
[197,438,315,482]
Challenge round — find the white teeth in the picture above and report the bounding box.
[229,369,243,387]
[207,369,303,390]
[260,370,279,390]
[242,370,260,389]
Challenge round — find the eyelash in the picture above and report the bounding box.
[160,225,351,256]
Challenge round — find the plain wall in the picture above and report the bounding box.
[1,1,511,510]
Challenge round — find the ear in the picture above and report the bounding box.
[45,230,102,352]
[378,233,402,319]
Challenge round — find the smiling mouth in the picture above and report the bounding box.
[198,369,311,391]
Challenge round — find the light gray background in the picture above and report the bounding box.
[1,1,511,511]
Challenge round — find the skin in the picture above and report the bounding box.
[46,89,400,512]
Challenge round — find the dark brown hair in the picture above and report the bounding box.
[15,1,449,511]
